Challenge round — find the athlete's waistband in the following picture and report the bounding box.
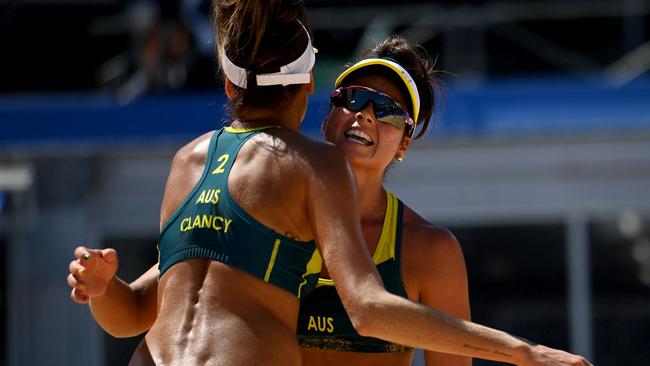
[298,336,411,353]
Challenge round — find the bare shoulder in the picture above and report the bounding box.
[401,205,462,258]
[159,131,215,229]
[400,204,467,286]
[260,128,349,178]
[277,128,344,161]
[170,131,215,171]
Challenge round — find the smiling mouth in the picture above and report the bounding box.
[344,128,374,146]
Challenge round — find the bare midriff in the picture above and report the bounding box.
[146,258,302,366]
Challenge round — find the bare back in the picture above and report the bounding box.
[145,127,344,365]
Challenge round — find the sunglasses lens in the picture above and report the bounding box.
[345,89,374,112]
[377,114,406,128]
[330,87,411,131]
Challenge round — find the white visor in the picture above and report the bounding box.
[220,21,315,89]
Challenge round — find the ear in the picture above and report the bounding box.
[395,135,412,161]
[224,78,236,100]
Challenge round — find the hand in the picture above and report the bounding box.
[67,246,119,304]
[523,344,592,366]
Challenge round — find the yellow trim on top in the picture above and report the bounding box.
[316,191,398,287]
[372,191,398,265]
[297,250,324,297]
[224,125,276,133]
[316,277,335,288]
[264,239,282,282]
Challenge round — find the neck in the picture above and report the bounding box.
[233,86,308,132]
[234,107,301,131]
[353,165,388,221]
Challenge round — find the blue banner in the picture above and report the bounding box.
[1,76,649,147]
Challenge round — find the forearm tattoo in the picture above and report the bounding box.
[464,344,513,358]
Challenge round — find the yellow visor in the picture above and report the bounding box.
[334,58,420,124]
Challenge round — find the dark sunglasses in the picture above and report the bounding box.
[330,85,415,136]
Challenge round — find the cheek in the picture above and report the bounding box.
[377,124,405,150]
[322,110,345,142]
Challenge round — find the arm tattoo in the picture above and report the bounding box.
[464,344,512,358]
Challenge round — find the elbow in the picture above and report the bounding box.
[341,282,391,337]
[103,327,131,339]
[103,325,143,339]
[98,315,151,338]
[350,314,373,337]
[347,298,381,337]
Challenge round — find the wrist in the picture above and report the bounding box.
[512,342,533,365]
[94,276,117,300]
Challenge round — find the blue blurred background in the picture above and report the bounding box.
[1,0,649,365]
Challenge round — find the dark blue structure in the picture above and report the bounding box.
[2,76,649,148]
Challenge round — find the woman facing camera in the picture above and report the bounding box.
[298,35,471,366]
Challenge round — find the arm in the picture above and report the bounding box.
[68,247,159,338]
[66,134,211,337]
[88,263,159,337]
[305,146,590,366]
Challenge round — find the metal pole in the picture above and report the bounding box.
[412,349,425,366]
[565,211,594,361]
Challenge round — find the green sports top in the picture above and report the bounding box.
[157,126,322,298]
[297,191,411,352]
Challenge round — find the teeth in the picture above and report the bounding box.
[344,129,373,145]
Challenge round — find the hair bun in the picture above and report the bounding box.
[215,0,308,73]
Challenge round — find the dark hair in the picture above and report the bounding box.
[353,35,443,139]
[213,0,311,118]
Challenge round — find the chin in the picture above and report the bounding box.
[342,150,371,166]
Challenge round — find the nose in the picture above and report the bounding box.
[354,103,375,125]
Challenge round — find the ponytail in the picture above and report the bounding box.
[213,0,312,117]
[363,35,443,139]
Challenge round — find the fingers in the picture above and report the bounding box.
[580,356,593,366]
[67,273,89,303]
[69,246,119,305]
[67,268,87,290]
[69,259,86,277]
[75,246,118,265]
[567,352,591,366]
[74,246,92,262]
[101,248,118,264]
[530,345,593,366]
[69,250,90,304]
[70,287,89,304]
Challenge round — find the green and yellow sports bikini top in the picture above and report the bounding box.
[157,126,322,298]
[297,191,411,353]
